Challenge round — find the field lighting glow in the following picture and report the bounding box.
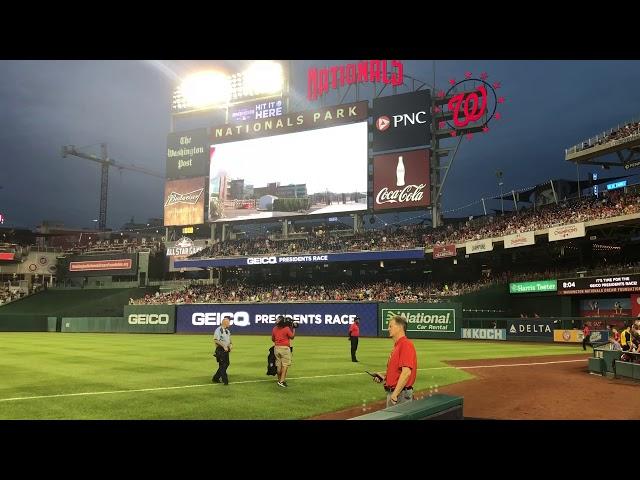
[243,61,283,96]
[178,71,231,109]
[173,62,284,112]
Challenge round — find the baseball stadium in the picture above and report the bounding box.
[1,60,640,420]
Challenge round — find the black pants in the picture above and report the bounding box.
[350,337,359,361]
[582,334,591,351]
[213,349,230,384]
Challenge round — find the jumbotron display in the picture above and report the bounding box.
[208,121,368,222]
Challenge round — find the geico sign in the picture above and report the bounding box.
[247,256,277,265]
[128,314,169,325]
[192,311,250,327]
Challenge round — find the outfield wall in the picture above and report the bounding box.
[61,305,175,333]
[0,315,50,331]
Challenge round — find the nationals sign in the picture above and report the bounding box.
[373,149,430,211]
[307,60,403,101]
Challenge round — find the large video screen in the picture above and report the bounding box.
[208,121,368,222]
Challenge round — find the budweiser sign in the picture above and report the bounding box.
[373,149,430,211]
[164,188,204,207]
[164,177,206,227]
[307,60,404,101]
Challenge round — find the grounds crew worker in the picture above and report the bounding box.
[348,317,360,362]
[373,315,417,407]
[212,316,232,385]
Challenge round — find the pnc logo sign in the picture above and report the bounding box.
[376,116,390,131]
[128,314,169,325]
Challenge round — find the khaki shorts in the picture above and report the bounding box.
[275,346,292,368]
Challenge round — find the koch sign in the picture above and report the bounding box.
[175,248,425,269]
[175,303,378,336]
[372,90,432,152]
[557,275,640,295]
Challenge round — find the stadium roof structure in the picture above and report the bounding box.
[565,116,640,169]
[492,175,634,203]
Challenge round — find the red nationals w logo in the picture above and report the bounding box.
[448,85,488,128]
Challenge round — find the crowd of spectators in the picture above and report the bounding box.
[130,278,498,305]
[575,119,640,153]
[189,189,640,259]
[0,285,27,305]
[509,260,640,283]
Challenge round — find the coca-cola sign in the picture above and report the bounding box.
[373,149,430,211]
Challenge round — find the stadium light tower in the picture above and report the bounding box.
[171,61,286,130]
[167,61,287,243]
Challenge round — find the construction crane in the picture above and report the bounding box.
[61,143,165,231]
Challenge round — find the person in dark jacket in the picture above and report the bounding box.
[348,317,360,362]
[266,346,277,376]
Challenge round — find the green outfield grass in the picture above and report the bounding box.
[0,333,587,419]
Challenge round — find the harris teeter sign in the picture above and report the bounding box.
[378,303,461,339]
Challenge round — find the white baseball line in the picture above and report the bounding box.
[0,358,586,402]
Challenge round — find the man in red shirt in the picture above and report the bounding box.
[348,317,360,362]
[272,316,295,388]
[582,322,591,351]
[373,315,417,407]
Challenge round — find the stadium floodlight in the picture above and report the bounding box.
[175,70,231,111]
[243,61,283,96]
[172,62,285,114]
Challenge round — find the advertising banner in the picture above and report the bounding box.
[548,222,585,242]
[166,237,207,272]
[503,231,535,249]
[558,275,640,295]
[122,305,176,333]
[465,239,493,255]
[176,303,378,336]
[373,149,430,211]
[211,101,368,144]
[64,253,138,277]
[433,244,457,259]
[579,298,632,317]
[372,90,432,152]
[506,319,557,342]
[166,128,210,179]
[462,328,506,340]
[553,329,609,343]
[509,280,557,294]
[229,99,285,123]
[378,303,461,339]
[175,248,425,269]
[164,177,206,227]
[70,259,131,272]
